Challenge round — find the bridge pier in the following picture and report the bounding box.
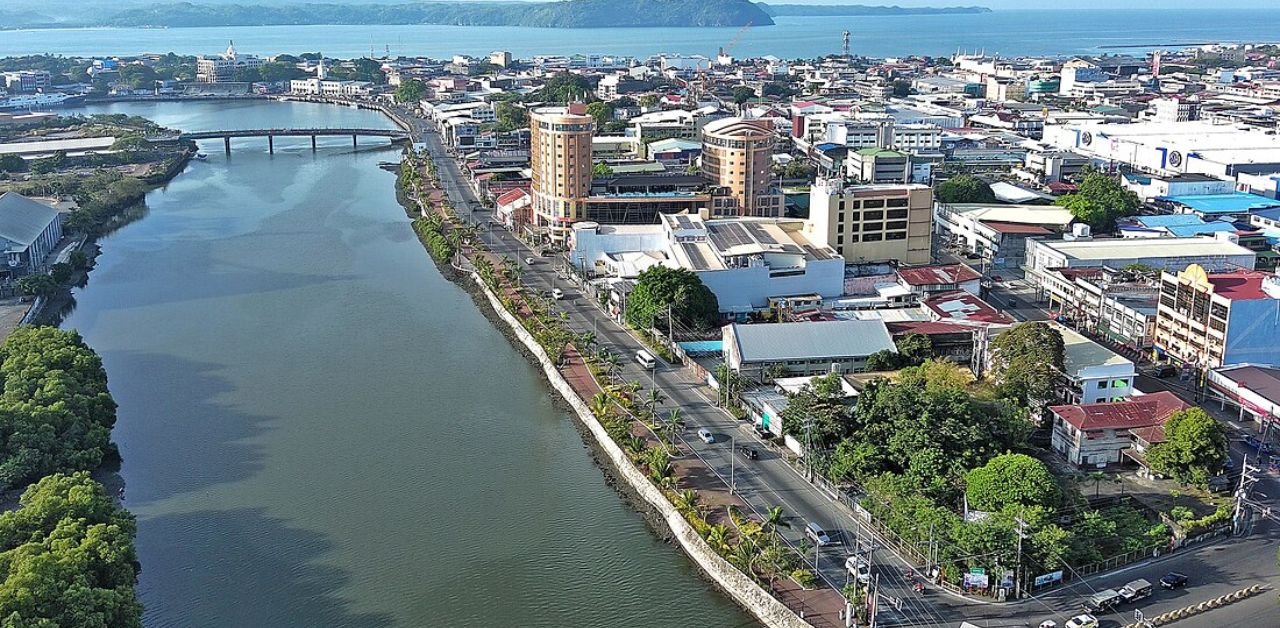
[311,135,317,152]
[268,135,274,154]
[352,134,358,149]
[224,137,231,155]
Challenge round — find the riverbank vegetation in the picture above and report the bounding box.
[0,472,141,627]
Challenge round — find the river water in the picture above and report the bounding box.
[2,10,1277,59]
[60,100,752,628]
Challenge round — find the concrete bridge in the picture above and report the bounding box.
[167,128,412,153]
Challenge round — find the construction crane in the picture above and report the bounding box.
[843,30,851,59]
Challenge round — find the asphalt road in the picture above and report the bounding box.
[408,109,1280,628]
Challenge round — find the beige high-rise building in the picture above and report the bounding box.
[700,117,783,218]
[805,178,933,264]
[529,104,594,242]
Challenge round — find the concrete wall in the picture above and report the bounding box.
[471,274,812,628]
[698,259,845,312]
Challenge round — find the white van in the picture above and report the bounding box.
[635,350,657,369]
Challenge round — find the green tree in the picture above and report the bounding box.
[493,100,528,132]
[892,79,912,97]
[117,64,158,89]
[258,61,306,83]
[639,94,660,108]
[584,101,614,128]
[16,274,57,297]
[624,266,719,331]
[964,453,1060,512]
[536,71,594,103]
[29,151,66,175]
[1054,170,1141,233]
[232,66,262,83]
[989,322,1065,408]
[781,158,815,180]
[732,85,755,105]
[110,134,151,152]
[935,175,996,204]
[394,78,427,104]
[1146,408,1228,486]
[761,81,796,98]
[592,162,614,177]
[864,349,903,371]
[895,333,932,366]
[49,262,73,285]
[0,472,141,628]
[780,373,852,448]
[0,327,117,490]
[0,154,25,173]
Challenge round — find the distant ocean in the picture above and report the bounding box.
[1,10,1278,59]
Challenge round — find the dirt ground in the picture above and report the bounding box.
[0,300,32,343]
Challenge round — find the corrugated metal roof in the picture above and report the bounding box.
[0,192,60,248]
[731,320,895,363]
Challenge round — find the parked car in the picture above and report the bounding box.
[1064,614,1098,628]
[1084,589,1122,613]
[1152,365,1178,378]
[1207,475,1233,494]
[805,522,832,547]
[844,555,871,584]
[1118,578,1153,603]
[752,424,773,440]
[696,428,715,444]
[1160,572,1189,589]
[738,446,758,460]
[550,288,564,300]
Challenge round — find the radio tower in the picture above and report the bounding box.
[842,30,851,60]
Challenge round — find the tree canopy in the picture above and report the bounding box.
[623,266,719,331]
[779,373,851,448]
[584,101,614,128]
[935,175,996,204]
[990,322,1065,408]
[0,327,117,490]
[1054,170,1141,233]
[1146,408,1228,486]
[0,472,141,628]
[964,453,1060,512]
[535,72,595,103]
[732,85,755,105]
[394,78,427,104]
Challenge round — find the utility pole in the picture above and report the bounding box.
[730,435,736,494]
[1014,511,1027,601]
[667,303,674,345]
[1233,459,1261,535]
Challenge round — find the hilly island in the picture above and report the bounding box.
[2,1,993,30]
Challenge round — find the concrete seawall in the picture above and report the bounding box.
[469,273,812,628]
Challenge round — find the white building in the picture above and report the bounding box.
[1025,236,1258,290]
[196,42,263,83]
[723,320,896,379]
[1054,321,1137,404]
[1043,120,1280,180]
[933,203,1075,268]
[569,214,845,314]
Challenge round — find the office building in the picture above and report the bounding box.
[2,71,50,93]
[529,104,595,242]
[1153,264,1280,368]
[701,117,784,218]
[845,148,911,184]
[1025,236,1257,291]
[196,42,264,83]
[723,320,896,379]
[934,203,1074,269]
[806,179,932,264]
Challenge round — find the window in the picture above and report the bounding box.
[836,235,844,244]
[887,220,907,230]
[864,210,884,221]
[886,232,906,240]
[864,233,883,242]
[838,212,845,223]
[847,212,860,222]
[887,198,909,208]
[837,223,844,233]
[864,222,883,232]
[864,199,885,209]
[887,208,909,219]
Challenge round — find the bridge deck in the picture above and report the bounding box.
[176,128,411,140]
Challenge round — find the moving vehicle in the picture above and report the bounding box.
[1064,614,1098,628]
[844,555,871,584]
[1118,578,1153,603]
[523,256,535,265]
[1084,589,1121,613]
[550,288,564,300]
[738,445,758,460]
[635,350,657,370]
[696,428,715,444]
[1039,622,1058,628]
[805,522,832,546]
[1160,572,1188,589]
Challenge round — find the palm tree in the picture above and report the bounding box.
[706,523,731,554]
[589,392,614,422]
[763,506,788,533]
[1085,471,1109,498]
[642,388,665,420]
[665,408,686,445]
[673,489,701,516]
[623,434,646,456]
[500,256,519,282]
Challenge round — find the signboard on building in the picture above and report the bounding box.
[1034,570,1064,588]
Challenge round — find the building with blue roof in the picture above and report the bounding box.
[1159,192,1280,217]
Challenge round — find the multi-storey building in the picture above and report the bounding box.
[196,42,264,83]
[1,71,50,93]
[805,179,932,264]
[529,104,595,242]
[701,117,783,218]
[845,148,910,184]
[1042,267,1160,351]
[1153,264,1280,368]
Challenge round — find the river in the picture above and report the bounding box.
[60,100,753,628]
[2,10,1277,59]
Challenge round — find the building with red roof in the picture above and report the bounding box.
[1049,391,1190,467]
[1154,264,1280,368]
[896,263,982,296]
